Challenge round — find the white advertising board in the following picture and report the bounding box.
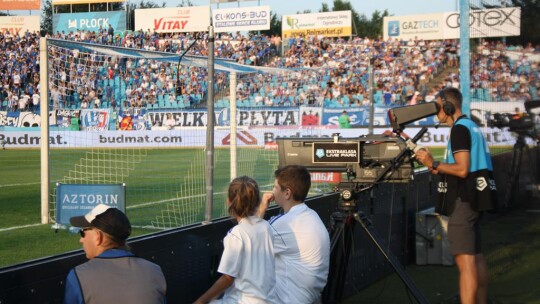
[384,13,444,41]
[384,7,521,40]
[134,6,211,33]
[443,7,521,39]
[213,6,270,33]
[0,15,40,36]
[282,11,352,38]
[0,127,523,149]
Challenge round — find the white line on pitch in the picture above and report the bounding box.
[0,182,40,188]
[0,223,43,232]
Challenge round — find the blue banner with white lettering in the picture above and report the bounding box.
[321,106,438,127]
[53,11,126,34]
[56,184,126,225]
[322,107,368,127]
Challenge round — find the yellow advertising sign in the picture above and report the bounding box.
[282,27,352,39]
[281,11,352,38]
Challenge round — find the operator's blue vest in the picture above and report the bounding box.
[446,118,493,172]
[437,117,497,215]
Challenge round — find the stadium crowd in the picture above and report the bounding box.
[1,27,539,113]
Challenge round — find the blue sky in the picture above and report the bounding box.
[177,0,458,17]
[14,0,458,18]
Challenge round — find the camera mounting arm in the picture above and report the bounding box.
[370,127,428,186]
[403,127,428,158]
[340,127,429,197]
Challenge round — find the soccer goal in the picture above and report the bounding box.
[41,37,339,231]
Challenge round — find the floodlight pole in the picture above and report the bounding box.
[205,26,215,223]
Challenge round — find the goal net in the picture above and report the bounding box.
[44,38,338,231]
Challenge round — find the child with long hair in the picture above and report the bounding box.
[195,176,275,304]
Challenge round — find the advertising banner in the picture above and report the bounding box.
[0,110,41,128]
[383,7,521,40]
[53,11,127,33]
[80,109,111,131]
[0,0,40,10]
[213,6,270,33]
[55,109,82,128]
[0,127,522,149]
[384,13,443,41]
[134,6,210,33]
[217,108,300,126]
[56,184,125,225]
[0,15,40,36]
[1,101,530,130]
[117,108,148,131]
[146,107,302,128]
[443,7,520,39]
[321,107,439,127]
[310,172,342,183]
[322,107,367,127]
[299,106,323,126]
[282,11,352,38]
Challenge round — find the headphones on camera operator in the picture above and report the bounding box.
[438,88,456,117]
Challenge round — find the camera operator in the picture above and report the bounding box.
[416,87,496,304]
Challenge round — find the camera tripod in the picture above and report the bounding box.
[322,128,430,304]
[322,188,428,304]
[502,134,535,209]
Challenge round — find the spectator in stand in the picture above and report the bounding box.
[410,91,421,105]
[338,110,351,128]
[31,90,39,111]
[6,27,538,116]
[18,94,28,111]
[81,98,89,109]
[107,24,114,39]
[164,113,175,130]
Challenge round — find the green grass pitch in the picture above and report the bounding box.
[0,146,509,268]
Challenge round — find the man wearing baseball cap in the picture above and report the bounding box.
[63,204,167,304]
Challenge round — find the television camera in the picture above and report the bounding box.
[488,112,539,141]
[277,134,412,184]
[277,103,439,201]
[277,133,418,212]
[279,103,438,304]
[488,99,540,142]
[487,100,540,209]
[278,131,430,303]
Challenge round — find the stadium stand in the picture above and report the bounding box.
[1,29,538,114]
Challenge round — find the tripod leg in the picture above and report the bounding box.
[503,140,523,209]
[323,212,354,304]
[353,212,429,304]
